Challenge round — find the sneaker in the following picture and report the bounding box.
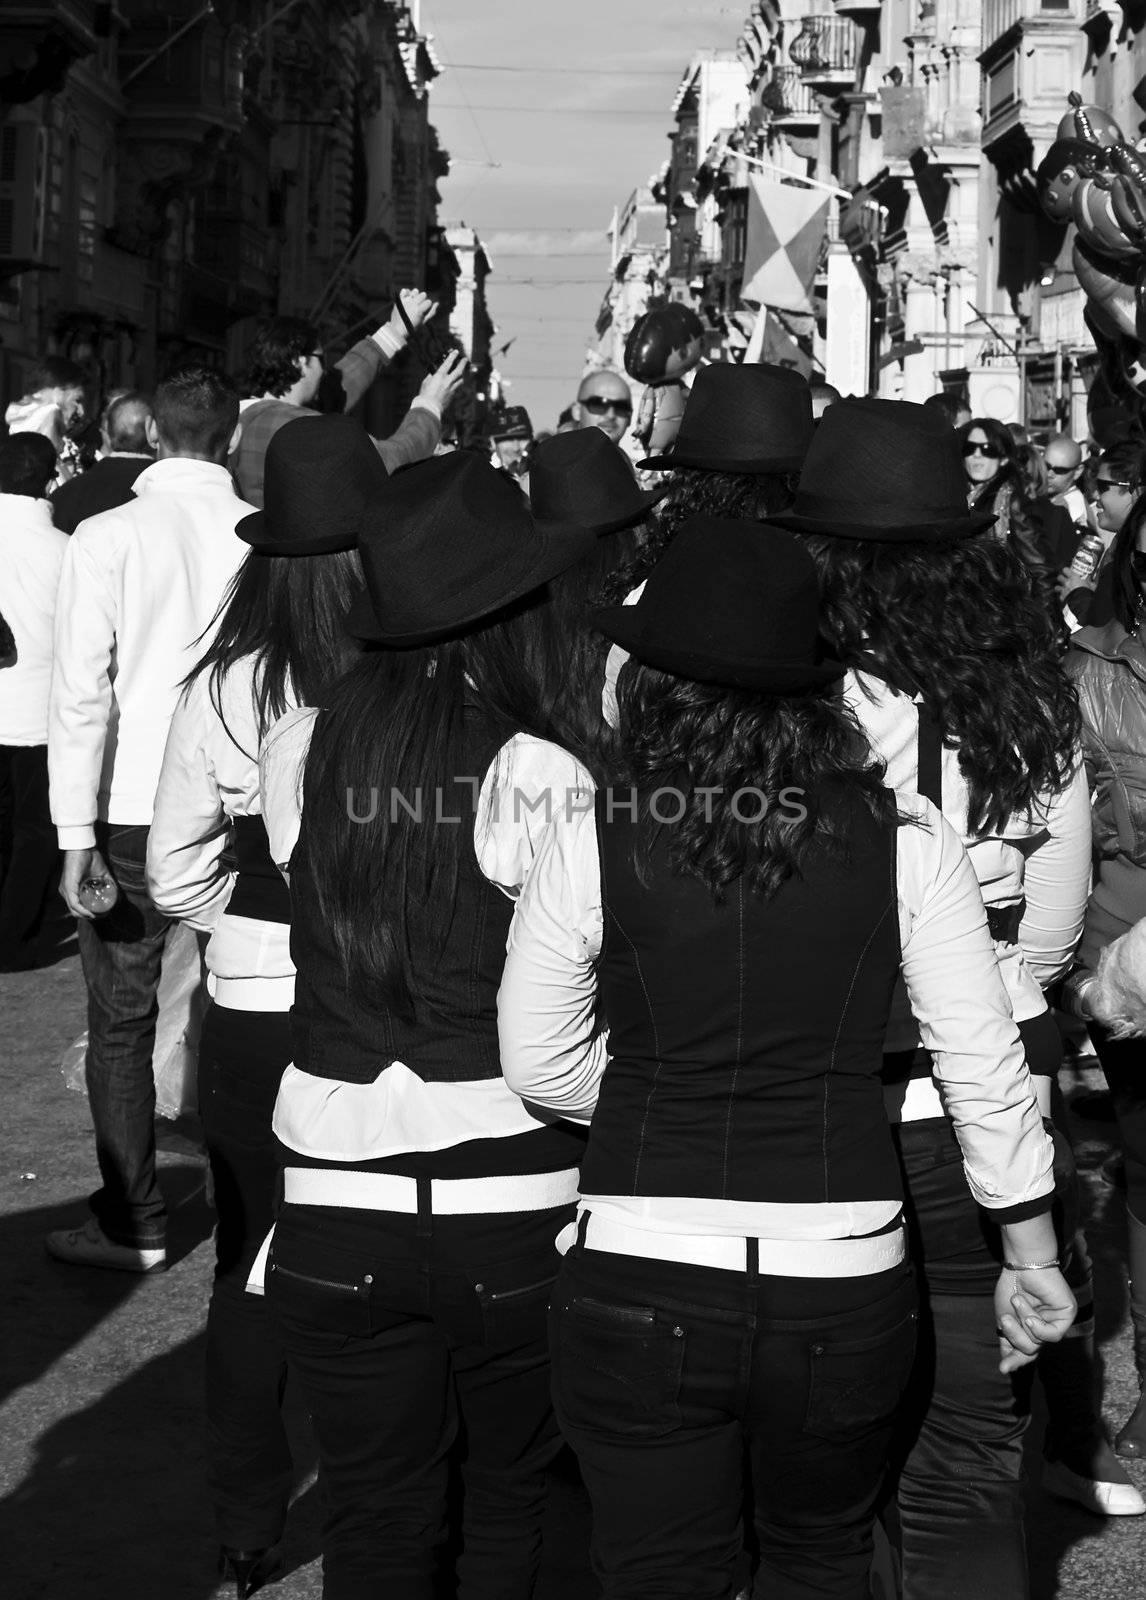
[45,1215,166,1274]
[1042,1456,1146,1516]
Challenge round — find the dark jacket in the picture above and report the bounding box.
[49,454,152,533]
[1067,623,1146,964]
[230,336,439,508]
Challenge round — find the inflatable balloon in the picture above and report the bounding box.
[624,303,706,456]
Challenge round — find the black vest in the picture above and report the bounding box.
[227,814,291,924]
[580,785,904,1206]
[288,717,515,1087]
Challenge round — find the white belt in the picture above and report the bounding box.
[575,1210,906,1278]
[208,973,295,1012]
[283,1165,581,1215]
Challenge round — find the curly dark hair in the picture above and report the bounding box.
[1104,484,1146,633]
[802,533,1080,834]
[599,467,798,603]
[241,316,320,400]
[613,661,895,903]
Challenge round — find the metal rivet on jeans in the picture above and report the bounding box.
[672,1325,684,1338]
[475,1283,485,1293]
[363,1274,373,1286]
[811,1344,824,1355]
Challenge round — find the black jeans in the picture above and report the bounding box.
[1091,1026,1146,1225]
[0,743,57,966]
[549,1245,917,1600]
[266,1199,573,1600]
[76,822,174,1248]
[889,1120,1036,1600]
[198,1004,292,1549]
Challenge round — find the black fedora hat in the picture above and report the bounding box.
[529,428,667,535]
[347,451,597,646]
[236,415,389,556]
[772,397,998,541]
[640,362,814,474]
[593,516,844,693]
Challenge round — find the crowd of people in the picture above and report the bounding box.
[3,293,1146,1600]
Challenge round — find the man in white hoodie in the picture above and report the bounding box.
[0,433,69,970]
[47,364,252,1273]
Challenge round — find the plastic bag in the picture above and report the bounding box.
[1091,917,1146,1041]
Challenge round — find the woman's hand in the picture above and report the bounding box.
[388,288,437,340]
[995,1266,1077,1374]
[1055,563,1094,602]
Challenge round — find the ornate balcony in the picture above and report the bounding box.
[765,67,821,125]
[789,16,858,87]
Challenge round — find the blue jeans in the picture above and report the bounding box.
[76,822,172,1248]
[549,1245,917,1600]
[266,1199,573,1600]
[199,1004,293,1548]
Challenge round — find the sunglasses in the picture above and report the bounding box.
[1044,463,1074,476]
[1131,551,1146,578]
[581,395,633,417]
[1097,478,1131,492]
[962,441,1000,460]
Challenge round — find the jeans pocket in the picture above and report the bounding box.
[552,1293,686,1440]
[475,1271,557,1347]
[265,1234,374,1339]
[804,1305,918,1445]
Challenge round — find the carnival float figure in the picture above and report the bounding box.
[1039,92,1146,421]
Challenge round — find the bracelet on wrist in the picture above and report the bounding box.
[1002,1259,1060,1272]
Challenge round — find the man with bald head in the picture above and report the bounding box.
[50,391,155,533]
[1042,433,1087,527]
[574,369,633,447]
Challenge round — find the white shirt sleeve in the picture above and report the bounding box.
[897,796,1054,1211]
[47,526,118,850]
[259,705,318,871]
[146,677,234,931]
[498,802,606,1122]
[1016,763,1091,990]
[476,734,596,897]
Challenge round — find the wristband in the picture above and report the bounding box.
[1002,1259,1059,1272]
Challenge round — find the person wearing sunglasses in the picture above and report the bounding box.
[1056,439,1143,631]
[573,369,633,446]
[1065,470,1146,1467]
[1043,434,1087,527]
[958,417,1055,600]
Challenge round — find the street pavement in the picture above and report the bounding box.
[2,933,1145,1599]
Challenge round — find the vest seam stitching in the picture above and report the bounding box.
[721,877,746,1201]
[825,896,896,1200]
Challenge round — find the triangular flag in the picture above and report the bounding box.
[741,176,829,314]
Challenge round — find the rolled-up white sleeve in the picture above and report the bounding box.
[1016,762,1091,990]
[259,706,317,872]
[898,796,1055,1215]
[147,679,233,931]
[498,804,606,1123]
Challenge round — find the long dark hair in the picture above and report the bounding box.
[547,527,642,756]
[302,589,601,1016]
[613,661,894,903]
[599,468,797,602]
[803,533,1079,834]
[187,548,364,756]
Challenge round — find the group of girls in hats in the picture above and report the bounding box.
[148,376,1085,1600]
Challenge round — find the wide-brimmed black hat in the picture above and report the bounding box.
[772,397,998,541]
[640,362,814,474]
[529,428,667,534]
[347,451,597,645]
[592,516,844,692]
[236,414,389,555]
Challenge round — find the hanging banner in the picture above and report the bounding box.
[741,176,830,314]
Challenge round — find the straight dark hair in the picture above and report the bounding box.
[301,589,601,1017]
[186,548,365,757]
[614,661,895,903]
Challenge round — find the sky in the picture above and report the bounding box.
[420,0,743,432]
